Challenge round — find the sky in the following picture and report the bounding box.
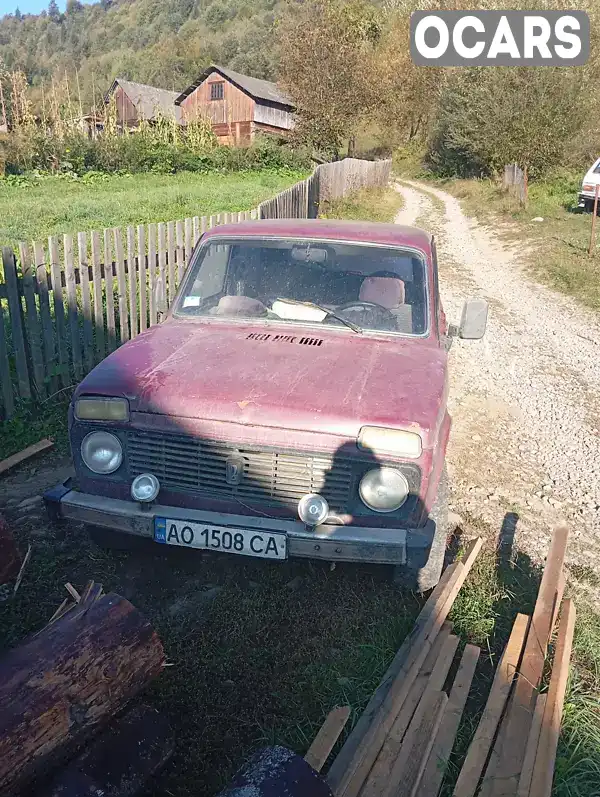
[0,0,98,14]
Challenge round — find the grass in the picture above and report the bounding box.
[0,397,71,461]
[0,170,305,247]
[319,185,403,223]
[432,170,600,314]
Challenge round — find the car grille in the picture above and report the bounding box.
[127,430,354,511]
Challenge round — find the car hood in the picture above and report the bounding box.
[76,320,448,446]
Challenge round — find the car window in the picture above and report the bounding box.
[593,162,600,174]
[177,237,429,336]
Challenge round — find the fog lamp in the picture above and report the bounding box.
[131,473,160,503]
[298,493,329,526]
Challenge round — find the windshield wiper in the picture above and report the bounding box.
[275,297,363,334]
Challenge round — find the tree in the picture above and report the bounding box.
[48,0,61,21]
[66,0,84,13]
[14,7,22,20]
[278,0,382,158]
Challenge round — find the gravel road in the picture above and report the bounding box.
[395,180,600,586]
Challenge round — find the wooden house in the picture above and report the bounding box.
[175,65,295,146]
[104,79,183,129]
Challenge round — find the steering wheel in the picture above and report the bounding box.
[333,301,397,328]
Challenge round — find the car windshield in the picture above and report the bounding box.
[176,237,429,336]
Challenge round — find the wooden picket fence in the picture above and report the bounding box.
[0,157,392,418]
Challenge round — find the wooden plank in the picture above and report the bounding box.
[327,570,459,794]
[77,232,93,373]
[33,242,56,392]
[529,599,576,797]
[209,214,217,229]
[113,228,129,344]
[176,219,185,284]
[127,226,138,339]
[193,216,200,245]
[2,247,31,399]
[167,221,176,303]
[200,216,207,235]
[488,527,569,797]
[184,217,193,272]
[305,707,351,773]
[19,242,45,398]
[453,613,530,797]
[386,690,448,797]
[551,569,565,636]
[363,633,459,797]
[148,223,158,325]
[90,231,105,361]
[329,538,483,797]
[416,645,481,797]
[103,229,116,353]
[0,438,54,476]
[138,225,147,333]
[516,694,547,797]
[49,236,69,386]
[64,234,82,380]
[0,299,15,417]
[157,223,167,313]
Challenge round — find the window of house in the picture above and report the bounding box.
[210,82,224,101]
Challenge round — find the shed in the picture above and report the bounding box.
[104,79,183,128]
[175,65,295,146]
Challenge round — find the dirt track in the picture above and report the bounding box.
[395,180,600,588]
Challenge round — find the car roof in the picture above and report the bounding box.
[202,218,433,254]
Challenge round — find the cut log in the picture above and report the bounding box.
[0,592,164,793]
[488,526,569,797]
[40,704,174,797]
[516,694,547,797]
[385,690,448,797]
[0,513,22,584]
[529,599,576,797]
[415,644,480,797]
[0,438,54,477]
[453,614,530,797]
[362,632,459,797]
[328,538,483,797]
[305,707,351,773]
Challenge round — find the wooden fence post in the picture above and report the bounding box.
[2,247,31,400]
[49,236,69,388]
[0,298,15,417]
[64,234,83,381]
[103,229,116,353]
[113,228,129,344]
[167,221,176,303]
[78,232,94,374]
[127,226,138,339]
[149,223,158,326]
[33,241,57,393]
[19,242,46,398]
[90,231,105,361]
[138,225,147,334]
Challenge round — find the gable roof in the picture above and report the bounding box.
[106,79,183,122]
[175,65,293,109]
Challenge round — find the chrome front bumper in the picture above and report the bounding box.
[47,487,436,566]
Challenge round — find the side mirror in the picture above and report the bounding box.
[459,298,488,340]
[154,276,168,320]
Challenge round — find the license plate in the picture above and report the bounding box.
[154,518,287,560]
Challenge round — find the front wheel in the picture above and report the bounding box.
[393,466,449,592]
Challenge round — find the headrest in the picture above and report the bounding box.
[215,296,266,316]
[359,277,405,309]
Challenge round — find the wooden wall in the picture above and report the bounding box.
[181,71,255,128]
[254,103,294,131]
[113,85,138,128]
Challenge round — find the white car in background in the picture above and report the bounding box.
[578,157,600,211]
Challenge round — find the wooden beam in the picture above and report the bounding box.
[529,599,576,797]
[416,644,480,797]
[488,527,569,797]
[385,690,448,797]
[517,694,547,797]
[328,538,483,797]
[363,633,459,797]
[0,439,54,477]
[304,706,351,773]
[453,613,530,797]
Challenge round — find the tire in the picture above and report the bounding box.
[88,525,150,552]
[393,466,449,593]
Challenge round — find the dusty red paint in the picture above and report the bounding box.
[74,222,450,518]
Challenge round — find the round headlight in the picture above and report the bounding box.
[359,468,409,513]
[81,431,123,475]
[131,473,160,503]
[298,493,330,526]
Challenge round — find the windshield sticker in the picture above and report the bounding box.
[183,296,201,307]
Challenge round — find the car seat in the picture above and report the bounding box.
[359,276,413,333]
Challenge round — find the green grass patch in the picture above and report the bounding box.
[436,170,600,314]
[319,185,403,223]
[0,397,70,461]
[0,170,305,248]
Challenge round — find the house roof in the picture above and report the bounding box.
[106,79,183,122]
[174,65,293,109]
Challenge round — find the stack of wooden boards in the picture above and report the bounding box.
[324,526,573,797]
